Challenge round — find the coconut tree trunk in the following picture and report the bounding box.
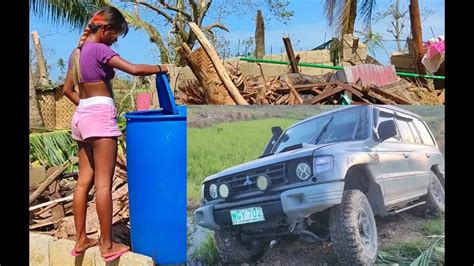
[344,0,357,35]
[31,31,50,88]
[255,10,265,59]
[29,62,44,129]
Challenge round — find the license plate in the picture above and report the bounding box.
[230,207,265,225]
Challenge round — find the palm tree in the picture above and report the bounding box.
[30,0,292,65]
[323,0,377,36]
[29,61,43,129]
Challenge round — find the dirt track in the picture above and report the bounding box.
[255,208,443,265]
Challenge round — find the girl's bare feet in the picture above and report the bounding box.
[73,237,98,254]
[100,241,130,259]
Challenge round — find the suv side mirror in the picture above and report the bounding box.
[377,120,397,142]
[261,126,283,157]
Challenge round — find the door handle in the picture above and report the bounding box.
[403,153,409,158]
[426,153,431,158]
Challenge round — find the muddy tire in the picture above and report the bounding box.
[329,190,378,265]
[214,230,264,264]
[424,171,445,215]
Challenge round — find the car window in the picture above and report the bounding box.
[272,107,369,153]
[408,121,422,144]
[395,118,416,144]
[317,111,359,144]
[413,119,435,145]
[377,113,401,142]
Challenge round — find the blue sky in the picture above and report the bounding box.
[29,0,444,82]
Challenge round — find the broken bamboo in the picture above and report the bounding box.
[188,22,248,105]
[29,157,78,205]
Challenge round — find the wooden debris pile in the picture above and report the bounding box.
[29,152,129,240]
[174,21,443,106]
[176,68,444,105]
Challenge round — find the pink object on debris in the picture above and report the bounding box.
[136,93,151,111]
[422,36,445,74]
[343,64,399,87]
[423,36,445,59]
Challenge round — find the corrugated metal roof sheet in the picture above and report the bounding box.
[343,64,399,86]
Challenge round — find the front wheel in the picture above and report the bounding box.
[329,189,378,265]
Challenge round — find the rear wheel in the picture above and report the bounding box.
[425,171,445,215]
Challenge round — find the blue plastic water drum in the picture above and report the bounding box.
[125,74,187,264]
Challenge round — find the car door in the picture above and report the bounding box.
[370,110,412,205]
[393,115,430,199]
[410,118,438,193]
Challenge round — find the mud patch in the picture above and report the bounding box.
[377,210,428,249]
[258,238,338,265]
[248,209,444,265]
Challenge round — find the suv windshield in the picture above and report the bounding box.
[272,107,369,153]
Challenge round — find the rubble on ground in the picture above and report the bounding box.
[29,152,129,241]
[176,65,444,105]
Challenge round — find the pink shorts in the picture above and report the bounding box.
[71,96,122,142]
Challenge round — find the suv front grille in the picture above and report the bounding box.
[217,163,286,196]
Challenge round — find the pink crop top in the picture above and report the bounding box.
[68,41,119,83]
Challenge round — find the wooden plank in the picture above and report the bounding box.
[333,81,372,103]
[30,195,74,211]
[275,94,289,104]
[29,218,65,230]
[188,22,248,105]
[34,202,59,216]
[288,90,295,105]
[371,86,412,104]
[284,77,303,104]
[283,37,299,73]
[311,86,345,104]
[367,91,395,104]
[438,89,445,103]
[350,83,365,93]
[275,83,333,93]
[48,181,65,229]
[29,157,78,205]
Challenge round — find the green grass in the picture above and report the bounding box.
[187,118,296,201]
[381,239,427,260]
[378,216,445,264]
[418,218,445,236]
[191,233,219,265]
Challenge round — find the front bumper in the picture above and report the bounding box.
[193,181,345,230]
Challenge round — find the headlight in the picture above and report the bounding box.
[209,183,218,199]
[313,156,334,174]
[219,183,230,198]
[256,175,269,190]
[296,162,312,180]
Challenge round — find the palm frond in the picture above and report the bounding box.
[358,0,377,31]
[410,235,444,266]
[29,130,78,172]
[29,0,108,30]
[362,30,385,55]
[323,0,338,26]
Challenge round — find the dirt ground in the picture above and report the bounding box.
[252,208,443,265]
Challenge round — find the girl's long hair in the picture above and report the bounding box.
[70,6,129,87]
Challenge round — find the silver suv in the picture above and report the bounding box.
[193,105,445,265]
